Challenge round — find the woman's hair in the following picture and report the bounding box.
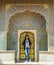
[25,35,29,40]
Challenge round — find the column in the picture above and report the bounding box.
[0,31,7,50]
[48,2,54,51]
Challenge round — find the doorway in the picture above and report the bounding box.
[18,30,37,62]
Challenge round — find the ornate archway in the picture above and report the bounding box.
[7,5,48,62]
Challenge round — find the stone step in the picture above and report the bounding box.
[1,62,54,65]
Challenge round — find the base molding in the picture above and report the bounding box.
[0,50,15,64]
[39,51,54,62]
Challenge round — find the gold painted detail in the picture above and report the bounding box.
[24,21,30,27]
[19,32,35,61]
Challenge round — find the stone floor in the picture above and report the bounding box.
[1,62,54,65]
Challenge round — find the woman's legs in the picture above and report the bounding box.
[25,47,30,61]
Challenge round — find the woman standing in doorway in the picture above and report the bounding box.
[23,35,31,62]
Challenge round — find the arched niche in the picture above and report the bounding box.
[7,10,48,62]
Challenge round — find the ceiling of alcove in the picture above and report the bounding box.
[5,4,49,31]
[6,4,48,23]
